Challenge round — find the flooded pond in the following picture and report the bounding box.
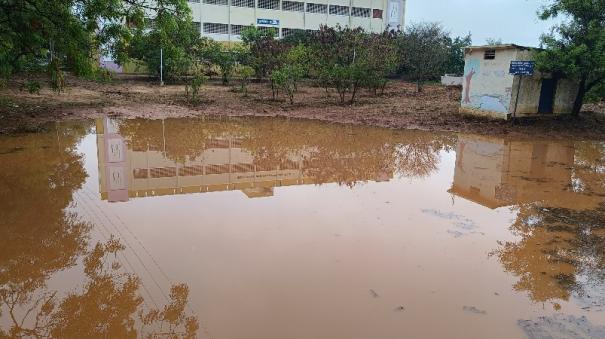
[1,117,605,338]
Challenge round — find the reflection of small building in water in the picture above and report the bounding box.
[449,135,581,209]
[96,118,393,202]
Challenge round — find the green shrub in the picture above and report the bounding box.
[185,73,207,103]
[238,66,255,96]
[47,59,65,94]
[23,80,41,94]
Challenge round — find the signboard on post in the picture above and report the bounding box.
[510,61,535,120]
[257,18,280,26]
[509,61,535,76]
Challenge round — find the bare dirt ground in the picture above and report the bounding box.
[1,74,605,139]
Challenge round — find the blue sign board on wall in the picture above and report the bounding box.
[509,61,535,76]
[257,18,280,26]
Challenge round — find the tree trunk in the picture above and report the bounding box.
[572,78,587,116]
[416,81,423,93]
[350,82,358,104]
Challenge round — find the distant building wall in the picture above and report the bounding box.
[441,75,463,87]
[189,0,405,42]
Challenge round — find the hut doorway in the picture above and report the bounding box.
[538,78,557,114]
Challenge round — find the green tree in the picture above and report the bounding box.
[0,0,192,81]
[536,0,605,115]
[238,65,255,96]
[444,33,472,76]
[397,22,450,92]
[240,26,284,78]
[127,2,199,81]
[206,42,240,85]
[361,31,398,96]
[485,37,503,45]
[311,25,367,103]
[271,44,310,104]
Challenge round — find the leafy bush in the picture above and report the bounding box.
[185,73,207,103]
[270,44,310,103]
[310,26,392,103]
[206,42,240,85]
[238,65,255,96]
[47,58,65,94]
[22,80,41,94]
[396,23,450,92]
[240,27,284,78]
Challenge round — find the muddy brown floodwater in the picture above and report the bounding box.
[1,117,605,339]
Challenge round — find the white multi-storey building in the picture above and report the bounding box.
[187,0,406,41]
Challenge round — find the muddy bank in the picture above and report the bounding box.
[1,75,604,139]
[519,315,605,339]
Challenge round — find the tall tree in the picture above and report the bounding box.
[444,33,472,76]
[396,22,450,92]
[0,0,193,79]
[126,0,198,80]
[536,0,605,115]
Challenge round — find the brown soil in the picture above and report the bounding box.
[1,74,605,139]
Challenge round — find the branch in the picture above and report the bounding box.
[586,75,605,92]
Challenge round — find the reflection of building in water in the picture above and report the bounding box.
[449,135,583,209]
[96,118,393,202]
[99,118,130,202]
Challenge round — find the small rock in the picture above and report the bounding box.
[463,306,487,315]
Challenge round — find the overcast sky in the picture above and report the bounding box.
[406,0,560,47]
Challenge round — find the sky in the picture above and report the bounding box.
[405,0,560,47]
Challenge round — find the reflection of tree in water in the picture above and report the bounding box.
[116,117,456,185]
[573,141,605,195]
[394,133,454,178]
[2,236,198,338]
[0,123,91,317]
[117,118,252,163]
[496,203,605,305]
[0,124,198,338]
[495,142,605,306]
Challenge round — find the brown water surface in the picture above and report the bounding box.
[1,117,605,338]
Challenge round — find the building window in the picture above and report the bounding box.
[306,3,327,14]
[192,21,201,33]
[203,23,229,34]
[231,163,255,172]
[281,28,305,38]
[133,169,149,179]
[179,165,204,176]
[232,0,254,7]
[203,0,228,4]
[188,0,200,3]
[231,24,252,35]
[206,164,231,175]
[150,167,177,178]
[282,0,304,11]
[329,5,349,16]
[258,0,279,9]
[484,49,496,60]
[351,7,371,17]
[372,9,382,18]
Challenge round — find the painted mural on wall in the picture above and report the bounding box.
[463,58,479,104]
[462,58,510,114]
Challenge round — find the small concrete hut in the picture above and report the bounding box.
[460,44,579,119]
